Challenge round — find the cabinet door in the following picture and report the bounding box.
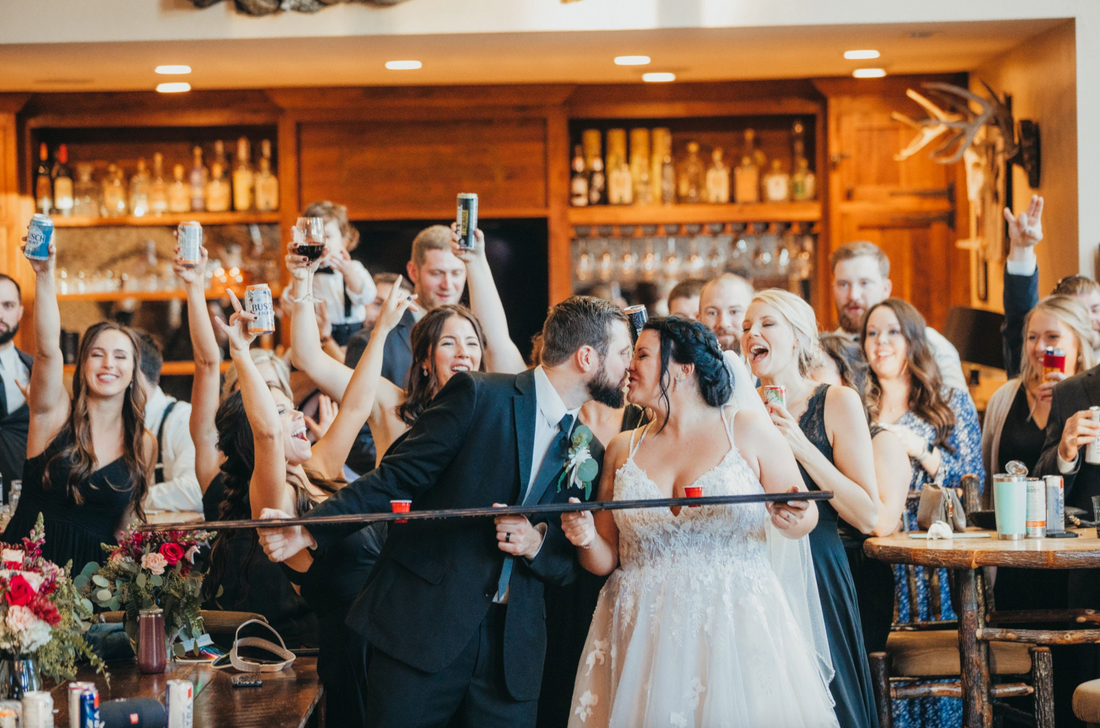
[821,77,969,332]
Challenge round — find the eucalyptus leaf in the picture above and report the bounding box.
[577,458,599,482]
[91,575,110,588]
[136,573,147,588]
[150,575,163,587]
[96,588,112,602]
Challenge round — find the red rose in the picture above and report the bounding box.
[159,543,185,565]
[6,575,35,607]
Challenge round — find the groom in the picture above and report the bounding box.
[259,296,632,728]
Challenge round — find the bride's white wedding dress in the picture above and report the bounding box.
[568,417,839,728]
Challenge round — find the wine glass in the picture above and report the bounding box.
[294,217,326,303]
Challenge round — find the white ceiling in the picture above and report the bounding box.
[0,19,1070,92]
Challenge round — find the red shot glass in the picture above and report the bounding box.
[684,486,703,506]
[390,499,411,523]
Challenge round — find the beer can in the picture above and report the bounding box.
[166,679,194,728]
[1087,407,1100,465]
[1046,474,1066,533]
[24,214,54,261]
[178,221,203,265]
[68,682,94,728]
[456,193,478,250]
[764,385,786,409]
[78,690,99,728]
[0,701,21,728]
[1025,478,1046,538]
[22,691,53,728]
[624,305,647,339]
[245,284,275,336]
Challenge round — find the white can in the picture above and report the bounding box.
[1025,478,1046,538]
[1088,407,1100,465]
[0,701,21,728]
[245,284,275,336]
[166,679,194,728]
[1046,474,1065,533]
[67,682,94,728]
[178,221,203,265]
[22,691,53,728]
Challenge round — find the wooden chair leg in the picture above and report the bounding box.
[869,651,893,728]
[1030,645,1054,728]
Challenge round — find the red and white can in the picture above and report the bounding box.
[764,385,786,409]
[166,679,193,728]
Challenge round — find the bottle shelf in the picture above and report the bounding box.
[566,201,821,228]
[56,285,254,303]
[50,211,281,229]
[63,361,232,377]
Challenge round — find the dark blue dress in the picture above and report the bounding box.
[797,384,879,728]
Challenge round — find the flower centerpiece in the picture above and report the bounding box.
[76,525,215,661]
[0,514,106,697]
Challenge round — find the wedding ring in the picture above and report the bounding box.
[505,533,511,543]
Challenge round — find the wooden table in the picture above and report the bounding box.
[865,528,1100,728]
[45,658,322,728]
[146,510,204,525]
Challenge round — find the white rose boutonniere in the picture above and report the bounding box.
[557,424,599,500]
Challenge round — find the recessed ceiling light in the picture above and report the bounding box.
[615,55,651,66]
[155,65,192,75]
[156,82,191,93]
[843,50,880,60]
[385,60,422,70]
[642,72,676,83]
[852,68,887,79]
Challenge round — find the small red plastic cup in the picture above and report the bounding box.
[684,486,703,506]
[391,499,411,523]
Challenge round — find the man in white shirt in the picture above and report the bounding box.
[831,241,968,391]
[0,275,31,491]
[134,331,201,513]
[695,273,766,414]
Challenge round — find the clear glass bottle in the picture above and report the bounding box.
[168,164,191,213]
[587,157,605,206]
[149,153,169,216]
[206,161,231,213]
[232,137,254,212]
[629,128,651,205]
[570,144,589,207]
[660,153,676,204]
[705,148,730,204]
[791,158,817,201]
[52,144,73,216]
[746,128,767,170]
[763,160,791,202]
[254,140,279,212]
[733,153,760,203]
[35,143,52,215]
[72,164,100,217]
[101,164,127,217]
[677,142,705,204]
[129,158,151,217]
[605,129,631,205]
[189,146,207,212]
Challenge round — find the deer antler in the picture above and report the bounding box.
[892,89,962,161]
[893,81,1017,165]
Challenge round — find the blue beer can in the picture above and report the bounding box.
[24,214,54,260]
[79,689,100,728]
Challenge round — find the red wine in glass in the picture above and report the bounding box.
[297,243,325,261]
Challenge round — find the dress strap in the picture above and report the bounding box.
[719,406,736,449]
[627,423,651,461]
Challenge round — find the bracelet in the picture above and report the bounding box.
[916,447,934,464]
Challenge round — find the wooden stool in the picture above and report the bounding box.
[1074,679,1100,727]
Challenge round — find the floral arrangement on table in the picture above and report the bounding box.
[0,514,106,683]
[76,525,215,659]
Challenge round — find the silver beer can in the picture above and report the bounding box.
[178,221,203,265]
[24,214,54,261]
[1088,407,1100,465]
[624,304,648,339]
[166,679,194,728]
[245,284,275,336]
[1045,474,1065,533]
[21,691,53,728]
[456,193,478,250]
[1025,477,1046,538]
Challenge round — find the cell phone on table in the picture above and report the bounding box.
[231,674,262,688]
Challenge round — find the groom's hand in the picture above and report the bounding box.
[493,503,544,559]
[257,508,317,562]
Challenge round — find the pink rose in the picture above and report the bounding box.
[140,553,167,576]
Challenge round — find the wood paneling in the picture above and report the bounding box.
[297,118,549,219]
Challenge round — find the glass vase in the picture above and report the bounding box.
[0,654,41,699]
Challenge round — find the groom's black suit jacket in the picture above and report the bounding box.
[305,368,584,701]
[1035,364,1100,512]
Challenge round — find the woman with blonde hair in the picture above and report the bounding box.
[743,288,880,728]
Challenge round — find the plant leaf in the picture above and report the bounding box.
[136,572,147,588]
[91,575,110,588]
[96,588,112,602]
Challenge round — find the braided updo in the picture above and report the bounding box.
[643,316,732,428]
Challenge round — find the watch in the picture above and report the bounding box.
[916,441,934,463]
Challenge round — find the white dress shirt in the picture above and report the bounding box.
[0,344,29,414]
[312,261,377,326]
[143,387,202,513]
[530,366,582,500]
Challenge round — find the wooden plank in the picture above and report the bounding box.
[546,107,572,305]
[567,201,821,226]
[191,662,322,728]
[267,85,574,112]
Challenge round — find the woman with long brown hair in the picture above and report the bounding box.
[3,241,153,572]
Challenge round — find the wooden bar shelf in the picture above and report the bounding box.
[51,211,281,228]
[566,201,821,227]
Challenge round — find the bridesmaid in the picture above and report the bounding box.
[743,289,880,728]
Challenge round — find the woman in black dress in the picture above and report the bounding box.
[743,289,880,728]
[4,240,153,572]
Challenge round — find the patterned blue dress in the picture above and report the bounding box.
[891,387,985,728]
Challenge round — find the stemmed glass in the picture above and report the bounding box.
[293,217,326,303]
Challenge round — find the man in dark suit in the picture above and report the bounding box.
[260,296,633,728]
[1035,364,1100,512]
[0,274,31,495]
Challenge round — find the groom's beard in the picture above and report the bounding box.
[0,322,18,347]
[587,362,625,409]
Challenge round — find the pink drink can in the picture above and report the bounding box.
[764,385,786,408]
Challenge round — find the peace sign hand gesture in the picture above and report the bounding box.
[214,289,258,354]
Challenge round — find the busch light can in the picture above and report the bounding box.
[1088,407,1100,465]
[68,682,94,728]
[456,193,478,250]
[764,385,786,409]
[21,691,52,728]
[1046,474,1065,533]
[624,305,648,340]
[166,679,194,728]
[78,690,99,728]
[1026,478,1046,538]
[178,221,203,265]
[245,284,275,336]
[24,214,54,261]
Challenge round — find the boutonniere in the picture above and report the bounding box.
[557,424,599,499]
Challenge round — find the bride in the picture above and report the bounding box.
[561,316,839,727]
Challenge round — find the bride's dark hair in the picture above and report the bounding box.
[643,316,732,431]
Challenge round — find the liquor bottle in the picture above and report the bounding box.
[791,120,806,165]
[660,153,675,204]
[587,156,605,206]
[72,164,100,217]
[232,137,254,212]
[791,157,817,201]
[149,153,169,216]
[745,128,767,170]
[606,129,632,205]
[206,161,231,213]
[570,145,589,207]
[129,158,151,217]
[52,144,74,216]
[168,164,191,213]
[213,140,229,174]
[189,146,208,212]
[650,128,671,202]
[629,128,651,205]
[102,164,127,217]
[254,140,279,212]
[677,142,705,204]
[733,153,760,204]
[763,160,791,202]
[35,143,52,215]
[705,148,730,204]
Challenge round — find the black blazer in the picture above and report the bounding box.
[305,368,584,700]
[1035,365,1100,511]
[0,348,33,489]
[1001,263,1040,380]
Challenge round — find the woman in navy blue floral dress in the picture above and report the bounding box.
[862,299,985,728]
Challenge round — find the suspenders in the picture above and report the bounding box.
[154,399,179,485]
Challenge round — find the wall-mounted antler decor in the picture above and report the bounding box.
[186,0,410,15]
